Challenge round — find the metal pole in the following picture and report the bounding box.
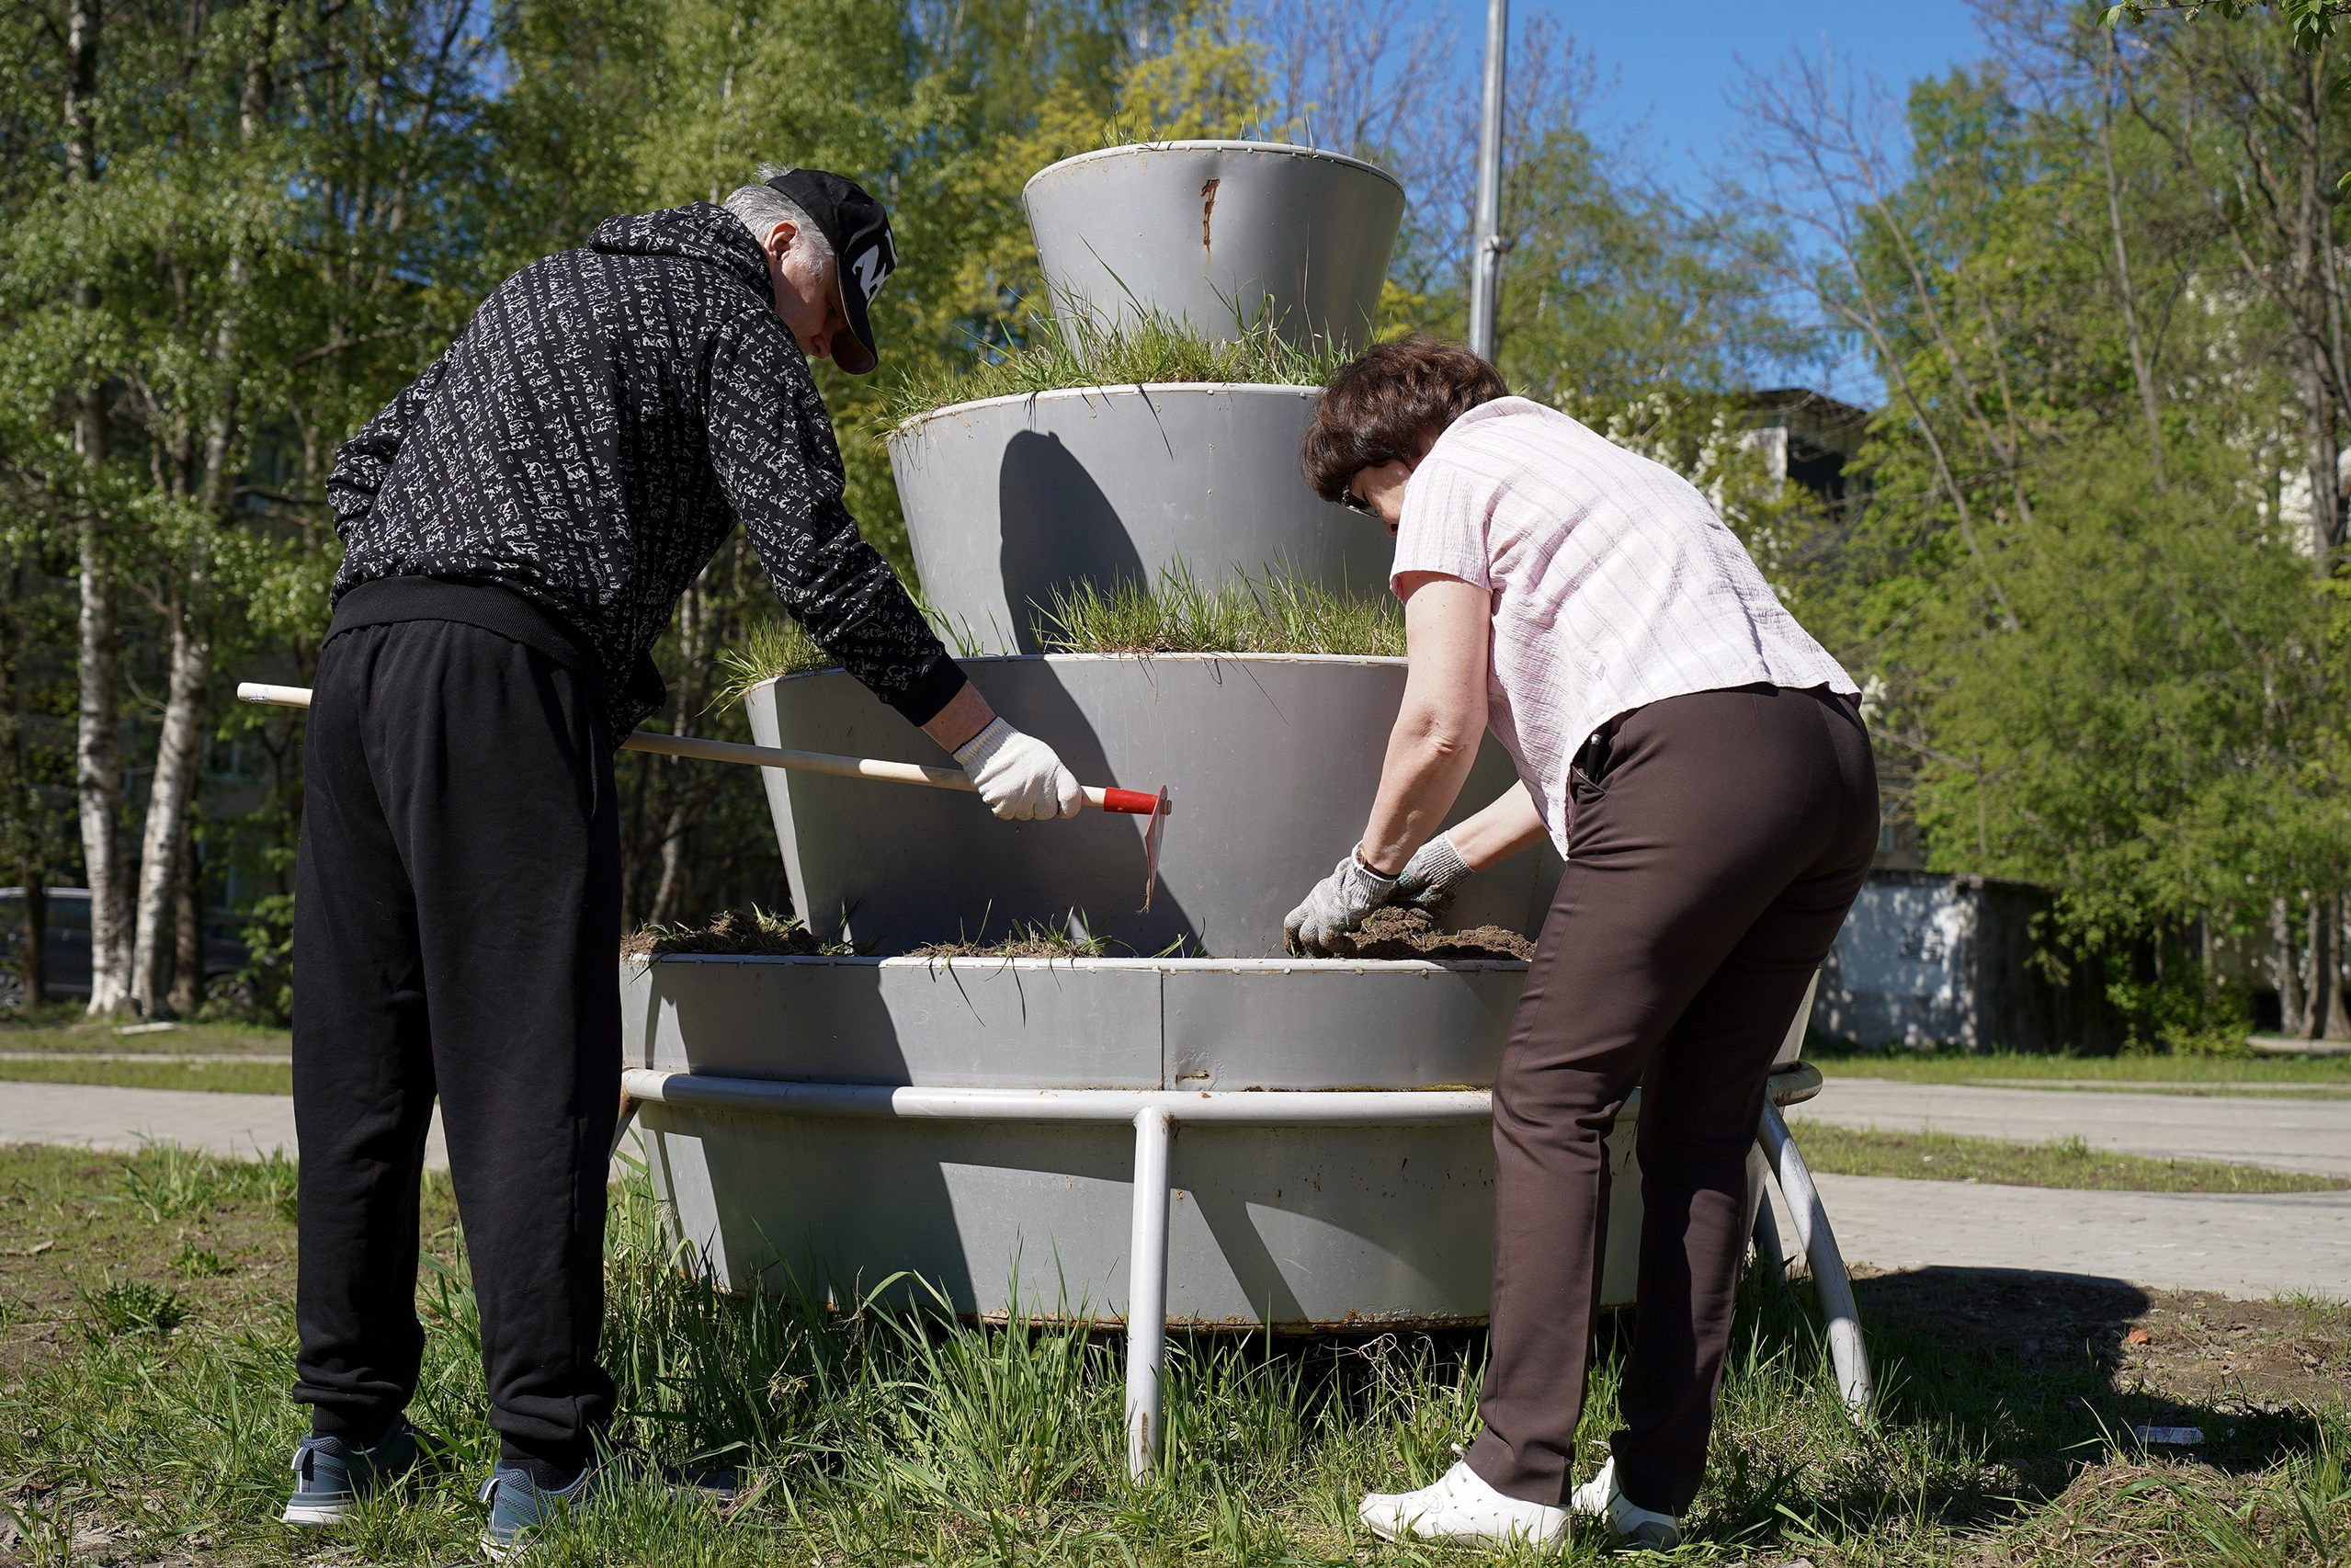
[1124,1107,1175,1482]
[1757,1103,1874,1418]
[1467,0,1510,362]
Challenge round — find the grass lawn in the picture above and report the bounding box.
[0,1142,2344,1565]
[1796,1122,2350,1194]
[0,1056,295,1095]
[0,1006,290,1059]
[1811,1043,2351,1096]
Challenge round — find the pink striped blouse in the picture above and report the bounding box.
[1391,396,1857,853]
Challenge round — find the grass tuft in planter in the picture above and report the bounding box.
[884,305,1348,426]
[716,562,1403,698]
[1034,562,1403,657]
[713,597,989,709]
[714,620,832,706]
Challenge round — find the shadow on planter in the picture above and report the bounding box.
[999,429,1149,653]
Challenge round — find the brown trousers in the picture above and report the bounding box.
[1464,683,1878,1516]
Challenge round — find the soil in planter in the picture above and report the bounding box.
[620,907,839,958]
[626,906,1529,962]
[1314,906,1535,961]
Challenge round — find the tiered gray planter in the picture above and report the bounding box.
[636,134,1876,1483]
[744,654,1560,956]
[1024,142,1404,347]
[890,385,1388,653]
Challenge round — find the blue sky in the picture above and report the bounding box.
[1491,2,1990,200]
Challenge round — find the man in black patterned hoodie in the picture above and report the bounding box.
[281,169,1077,1551]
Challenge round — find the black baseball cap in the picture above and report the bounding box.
[764,167,896,375]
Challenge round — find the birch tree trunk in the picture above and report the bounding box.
[65,0,132,1016]
[2312,897,2350,1040]
[169,815,203,1018]
[129,569,209,1016]
[2336,892,2351,1040]
[2274,894,2307,1036]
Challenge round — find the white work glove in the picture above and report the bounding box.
[952,717,1084,822]
[1284,848,1401,955]
[1392,831,1472,911]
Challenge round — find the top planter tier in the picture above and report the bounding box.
[1024,142,1405,347]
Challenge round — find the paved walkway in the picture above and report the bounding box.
[5,1079,2344,1301]
[0,1082,449,1169]
[1789,1077,2351,1178]
[1777,1175,2351,1302]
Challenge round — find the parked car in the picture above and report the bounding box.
[0,888,250,1010]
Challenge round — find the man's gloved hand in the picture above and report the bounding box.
[953,717,1083,821]
[1284,848,1401,955]
[1392,831,1472,911]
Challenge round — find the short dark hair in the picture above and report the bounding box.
[1300,333,1509,504]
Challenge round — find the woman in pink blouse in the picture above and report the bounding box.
[1287,335,1877,1551]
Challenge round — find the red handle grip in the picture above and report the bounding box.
[1098,787,1164,815]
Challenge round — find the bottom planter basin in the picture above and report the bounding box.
[627,955,1809,1327]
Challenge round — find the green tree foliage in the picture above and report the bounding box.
[2106,0,2351,51]
[1739,4,2351,1041]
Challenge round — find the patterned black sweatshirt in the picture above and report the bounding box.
[324,201,963,736]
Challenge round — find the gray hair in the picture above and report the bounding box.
[723,165,835,266]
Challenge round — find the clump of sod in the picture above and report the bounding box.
[883,304,1348,426]
[910,924,1114,960]
[1312,905,1535,962]
[620,906,850,958]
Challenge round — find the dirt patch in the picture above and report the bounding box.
[620,907,833,958]
[1314,905,1534,961]
[1853,1264,2351,1413]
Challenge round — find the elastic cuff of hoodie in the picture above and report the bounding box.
[327,576,612,722]
[887,651,967,729]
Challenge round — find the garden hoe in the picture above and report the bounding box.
[237,681,1174,1153]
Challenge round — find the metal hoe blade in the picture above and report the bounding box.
[1140,788,1171,913]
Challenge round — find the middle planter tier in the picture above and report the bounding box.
[745,654,1564,956]
[889,383,1391,653]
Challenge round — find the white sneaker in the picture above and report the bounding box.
[1357,1455,1570,1548]
[1569,1457,1682,1550]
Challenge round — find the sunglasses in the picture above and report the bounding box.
[1339,484,1378,518]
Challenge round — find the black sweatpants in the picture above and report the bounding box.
[290,608,620,1475]
[1465,683,1878,1517]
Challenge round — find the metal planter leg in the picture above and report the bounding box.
[1125,1107,1175,1482]
[1748,1147,1788,1286]
[1756,1102,1873,1419]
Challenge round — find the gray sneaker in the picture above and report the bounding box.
[282,1417,445,1526]
[478,1451,739,1559]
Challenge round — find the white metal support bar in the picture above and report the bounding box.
[618,1062,1864,1464]
[1756,1102,1873,1418]
[1124,1107,1175,1483]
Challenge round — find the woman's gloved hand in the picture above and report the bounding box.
[1284,848,1401,955]
[952,717,1084,821]
[1391,830,1472,911]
